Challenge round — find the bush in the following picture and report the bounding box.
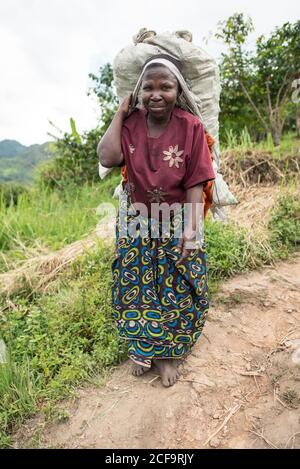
[0,184,31,209]
[268,193,300,256]
[36,63,118,192]
[36,127,103,191]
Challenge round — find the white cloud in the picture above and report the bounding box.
[0,0,299,145]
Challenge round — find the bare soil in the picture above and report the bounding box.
[13,254,300,449]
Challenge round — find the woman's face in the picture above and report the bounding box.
[141,65,179,120]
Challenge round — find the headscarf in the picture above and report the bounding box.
[131,56,204,121]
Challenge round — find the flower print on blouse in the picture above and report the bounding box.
[163,145,184,168]
[146,187,167,203]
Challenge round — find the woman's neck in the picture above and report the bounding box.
[146,110,173,138]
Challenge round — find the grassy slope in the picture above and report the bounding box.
[0,138,299,447]
[0,170,121,272]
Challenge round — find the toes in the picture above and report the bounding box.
[132,365,142,376]
[162,377,171,387]
[132,364,151,376]
[170,376,177,386]
[168,377,175,386]
[162,373,177,387]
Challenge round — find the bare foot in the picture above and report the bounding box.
[131,363,151,377]
[153,359,180,387]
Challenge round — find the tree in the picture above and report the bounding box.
[37,63,118,190]
[216,14,300,145]
[88,63,118,131]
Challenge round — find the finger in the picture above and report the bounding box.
[182,248,190,259]
[176,237,184,253]
[175,256,183,267]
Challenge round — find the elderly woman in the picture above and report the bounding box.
[97,54,215,387]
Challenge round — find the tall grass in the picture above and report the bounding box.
[0,171,121,272]
[0,241,127,447]
[0,355,36,447]
[222,129,300,159]
[223,127,254,151]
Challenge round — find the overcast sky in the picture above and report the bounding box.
[0,0,298,145]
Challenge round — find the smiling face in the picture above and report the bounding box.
[140,65,179,121]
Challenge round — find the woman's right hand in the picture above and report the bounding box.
[118,94,133,119]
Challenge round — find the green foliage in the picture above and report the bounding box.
[223,127,253,150]
[0,243,127,447]
[36,126,102,191]
[37,63,118,191]
[0,175,121,272]
[205,218,273,279]
[221,129,300,161]
[0,183,31,209]
[216,12,254,46]
[206,220,249,278]
[88,63,118,129]
[69,118,82,144]
[217,14,300,144]
[0,355,36,446]
[268,193,300,256]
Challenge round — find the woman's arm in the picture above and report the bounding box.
[97,95,131,168]
[175,184,203,266]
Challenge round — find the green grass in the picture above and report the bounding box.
[0,171,121,272]
[0,356,36,447]
[221,129,300,159]
[256,132,300,156]
[0,241,127,447]
[268,193,300,256]
[0,190,299,447]
[0,140,299,447]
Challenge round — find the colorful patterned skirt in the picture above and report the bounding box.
[111,189,210,368]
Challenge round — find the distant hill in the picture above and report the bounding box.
[0,140,54,184]
[0,139,28,157]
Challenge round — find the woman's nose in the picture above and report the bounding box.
[150,93,162,101]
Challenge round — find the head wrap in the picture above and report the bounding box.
[131,56,203,121]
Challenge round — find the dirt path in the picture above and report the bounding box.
[14,254,300,449]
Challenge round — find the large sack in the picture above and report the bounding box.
[114,28,221,155]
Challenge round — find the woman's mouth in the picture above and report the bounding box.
[149,105,165,111]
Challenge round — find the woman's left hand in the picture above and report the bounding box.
[175,229,197,267]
